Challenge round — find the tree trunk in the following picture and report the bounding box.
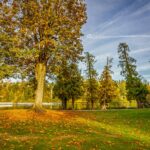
[72,97,75,110]
[86,100,90,110]
[91,100,94,110]
[101,100,107,110]
[136,100,143,108]
[50,85,53,100]
[33,63,46,113]
[62,99,67,110]
[101,104,107,110]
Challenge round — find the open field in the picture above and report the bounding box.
[0,109,150,150]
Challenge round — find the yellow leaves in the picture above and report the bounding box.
[39,39,57,49]
[103,140,114,147]
[0,109,73,123]
[0,110,150,149]
[67,139,84,147]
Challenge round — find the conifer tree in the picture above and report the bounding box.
[54,62,83,110]
[99,57,116,110]
[67,63,84,110]
[85,52,98,109]
[118,43,148,108]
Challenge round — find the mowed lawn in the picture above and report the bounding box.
[0,109,150,150]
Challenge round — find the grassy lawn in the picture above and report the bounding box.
[0,109,150,150]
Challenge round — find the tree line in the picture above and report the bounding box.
[44,43,149,110]
[0,43,150,110]
[0,0,149,111]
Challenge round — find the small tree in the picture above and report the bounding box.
[85,52,98,109]
[99,57,116,110]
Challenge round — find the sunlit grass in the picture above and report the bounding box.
[0,109,150,150]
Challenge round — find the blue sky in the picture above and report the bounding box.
[82,0,150,82]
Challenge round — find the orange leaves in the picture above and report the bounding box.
[67,139,84,147]
[0,109,150,149]
[0,109,76,123]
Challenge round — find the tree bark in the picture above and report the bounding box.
[33,63,46,113]
[91,100,94,110]
[72,97,75,110]
[101,100,107,110]
[137,100,143,109]
[50,84,54,100]
[86,100,90,110]
[62,99,67,110]
[101,104,107,110]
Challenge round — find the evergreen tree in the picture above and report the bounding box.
[54,62,83,110]
[67,63,84,110]
[99,57,116,110]
[0,0,87,112]
[118,43,148,108]
[85,52,98,109]
[53,62,69,110]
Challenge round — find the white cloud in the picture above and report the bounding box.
[137,63,150,71]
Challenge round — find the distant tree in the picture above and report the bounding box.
[99,57,116,110]
[0,81,34,103]
[85,52,98,109]
[0,0,87,112]
[54,62,83,110]
[118,43,148,108]
[110,81,129,108]
[146,84,150,106]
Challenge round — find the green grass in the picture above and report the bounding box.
[0,109,150,150]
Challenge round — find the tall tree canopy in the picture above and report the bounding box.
[99,57,116,110]
[118,43,148,108]
[0,0,87,111]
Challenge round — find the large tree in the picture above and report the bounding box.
[118,43,148,108]
[85,52,98,109]
[0,0,87,112]
[99,57,116,110]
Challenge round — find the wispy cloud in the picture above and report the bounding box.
[131,2,150,17]
[86,34,150,39]
[83,0,150,81]
[131,47,150,54]
[138,63,150,71]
